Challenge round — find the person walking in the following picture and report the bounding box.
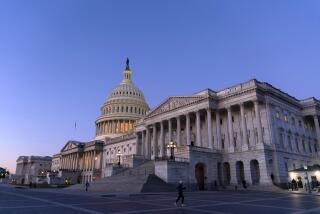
[85,181,90,192]
[175,180,186,207]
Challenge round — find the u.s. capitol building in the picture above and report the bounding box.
[19,60,320,190]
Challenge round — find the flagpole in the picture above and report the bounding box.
[74,121,77,140]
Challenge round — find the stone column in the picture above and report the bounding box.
[71,154,74,170]
[186,113,191,145]
[216,111,221,149]
[93,150,96,170]
[136,132,141,155]
[160,121,165,157]
[314,115,320,149]
[141,131,145,156]
[254,100,263,145]
[152,124,158,159]
[76,153,79,170]
[196,111,201,147]
[89,151,92,170]
[168,119,172,143]
[240,103,249,150]
[145,127,151,159]
[227,107,235,152]
[117,120,120,133]
[176,117,181,147]
[207,108,213,149]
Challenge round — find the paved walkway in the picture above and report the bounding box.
[1,184,320,214]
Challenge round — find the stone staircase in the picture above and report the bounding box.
[68,160,174,193]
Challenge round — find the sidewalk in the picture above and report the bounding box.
[288,188,320,196]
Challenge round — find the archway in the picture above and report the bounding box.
[223,162,231,185]
[195,163,206,191]
[236,161,245,184]
[250,159,260,184]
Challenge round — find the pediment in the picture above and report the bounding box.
[60,141,80,152]
[146,96,205,118]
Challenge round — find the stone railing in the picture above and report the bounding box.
[155,156,189,163]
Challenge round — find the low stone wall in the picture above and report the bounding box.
[155,160,189,184]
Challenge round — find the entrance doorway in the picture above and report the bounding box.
[195,163,206,191]
[250,159,260,184]
[236,161,245,184]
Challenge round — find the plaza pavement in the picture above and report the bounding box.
[1,184,320,214]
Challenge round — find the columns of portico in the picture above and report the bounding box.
[136,133,141,155]
[141,131,145,156]
[227,106,235,152]
[254,100,263,145]
[116,120,119,133]
[75,153,79,170]
[196,111,201,147]
[93,150,96,170]
[176,116,181,147]
[314,115,320,148]
[240,103,249,150]
[159,121,165,157]
[215,111,221,150]
[145,127,151,159]
[86,152,89,170]
[186,113,191,146]
[61,156,64,169]
[91,151,94,170]
[88,151,91,170]
[66,155,69,170]
[207,108,213,149]
[168,119,172,143]
[152,124,158,159]
[71,154,74,170]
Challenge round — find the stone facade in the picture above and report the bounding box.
[14,156,52,184]
[47,60,320,190]
[134,79,320,188]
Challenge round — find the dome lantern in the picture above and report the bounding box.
[122,58,132,83]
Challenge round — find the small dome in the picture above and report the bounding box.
[95,59,149,140]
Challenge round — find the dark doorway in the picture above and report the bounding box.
[250,159,260,184]
[223,162,231,185]
[236,161,245,184]
[195,163,206,190]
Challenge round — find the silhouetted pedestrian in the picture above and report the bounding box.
[175,180,186,207]
[242,180,247,189]
[85,181,90,192]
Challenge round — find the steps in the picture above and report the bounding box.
[68,160,162,192]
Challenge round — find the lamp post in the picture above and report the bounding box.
[167,141,176,160]
[304,165,312,193]
[116,150,122,167]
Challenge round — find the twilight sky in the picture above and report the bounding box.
[1,0,320,173]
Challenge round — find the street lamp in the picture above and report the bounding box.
[304,165,312,193]
[167,141,176,160]
[116,150,122,167]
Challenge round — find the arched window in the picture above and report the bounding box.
[135,107,137,113]
[126,106,128,112]
[117,106,119,112]
[138,108,141,114]
[121,106,124,112]
[130,107,133,113]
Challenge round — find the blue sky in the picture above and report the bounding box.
[1,0,320,172]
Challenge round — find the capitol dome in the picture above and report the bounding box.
[95,59,149,140]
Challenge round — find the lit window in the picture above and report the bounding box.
[276,112,280,119]
[284,115,288,122]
